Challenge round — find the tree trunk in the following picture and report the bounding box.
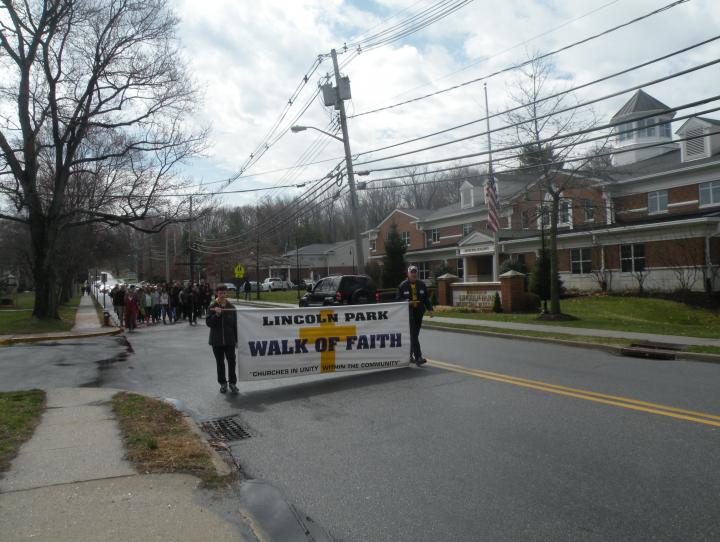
[29,212,61,320]
[549,196,561,315]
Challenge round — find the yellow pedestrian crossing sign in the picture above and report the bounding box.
[234,264,245,279]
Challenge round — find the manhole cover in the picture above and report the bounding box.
[200,416,252,441]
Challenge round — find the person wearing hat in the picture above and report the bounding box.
[206,284,239,394]
[396,265,433,365]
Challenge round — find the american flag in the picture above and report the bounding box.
[484,175,499,233]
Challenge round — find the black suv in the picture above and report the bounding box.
[299,275,378,307]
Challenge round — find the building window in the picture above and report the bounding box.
[584,199,595,221]
[620,244,645,272]
[617,122,634,141]
[647,190,668,214]
[570,248,592,274]
[429,228,439,243]
[461,187,473,208]
[661,121,671,138]
[401,231,410,247]
[462,223,472,236]
[521,210,529,229]
[537,204,550,228]
[558,199,572,226]
[369,240,376,251]
[457,258,464,279]
[637,117,656,137]
[417,262,429,280]
[699,180,720,206]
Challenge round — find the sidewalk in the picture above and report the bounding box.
[71,294,104,332]
[234,299,720,347]
[0,294,121,345]
[429,315,720,347]
[0,388,245,541]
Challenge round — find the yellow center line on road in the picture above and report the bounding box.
[428,359,720,428]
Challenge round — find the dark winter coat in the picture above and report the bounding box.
[396,279,433,313]
[206,300,238,346]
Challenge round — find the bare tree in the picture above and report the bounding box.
[0,0,206,318]
[503,53,608,316]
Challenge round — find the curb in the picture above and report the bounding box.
[110,390,237,479]
[423,323,720,365]
[0,327,123,346]
[180,414,235,477]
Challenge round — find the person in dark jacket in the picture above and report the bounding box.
[243,279,252,301]
[206,284,238,393]
[396,265,434,365]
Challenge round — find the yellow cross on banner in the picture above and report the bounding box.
[298,310,357,373]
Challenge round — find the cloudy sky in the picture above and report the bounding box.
[174,0,720,206]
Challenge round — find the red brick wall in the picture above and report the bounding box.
[424,224,463,248]
[615,185,702,222]
[594,238,706,270]
[509,182,605,230]
[371,210,424,256]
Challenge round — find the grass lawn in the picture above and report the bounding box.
[439,296,720,339]
[0,390,46,474]
[0,292,34,310]
[112,392,222,483]
[0,295,80,334]
[425,321,633,348]
[234,289,304,304]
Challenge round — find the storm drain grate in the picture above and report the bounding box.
[200,416,252,441]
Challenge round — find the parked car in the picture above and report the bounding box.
[245,281,262,292]
[218,282,237,294]
[299,275,378,307]
[262,277,292,291]
[298,277,318,290]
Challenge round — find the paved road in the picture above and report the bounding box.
[1,320,718,541]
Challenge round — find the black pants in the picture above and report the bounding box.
[409,309,425,361]
[212,345,237,385]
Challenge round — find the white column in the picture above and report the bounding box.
[463,257,468,282]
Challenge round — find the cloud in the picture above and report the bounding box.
[173,0,720,206]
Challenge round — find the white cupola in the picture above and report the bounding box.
[610,89,677,166]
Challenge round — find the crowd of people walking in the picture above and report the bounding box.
[108,282,214,332]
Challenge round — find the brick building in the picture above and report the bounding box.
[364,90,720,293]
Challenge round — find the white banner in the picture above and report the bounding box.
[236,302,411,381]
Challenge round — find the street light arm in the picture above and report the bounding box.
[291,125,344,143]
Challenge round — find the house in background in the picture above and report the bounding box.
[278,239,369,282]
[364,89,720,294]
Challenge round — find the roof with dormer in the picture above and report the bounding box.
[611,90,673,122]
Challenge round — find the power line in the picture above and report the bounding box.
[348,0,690,118]
[353,34,720,159]
[353,55,720,167]
[360,97,720,175]
[378,0,621,103]
[363,111,720,185]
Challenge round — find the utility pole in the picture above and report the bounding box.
[165,227,170,283]
[484,83,499,282]
[255,206,260,300]
[189,196,195,284]
[330,48,365,274]
[256,231,261,300]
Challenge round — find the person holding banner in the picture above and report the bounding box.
[396,265,433,366]
[206,284,239,394]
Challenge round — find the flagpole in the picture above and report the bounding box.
[484,83,499,282]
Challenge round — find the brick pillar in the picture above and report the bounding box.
[436,273,459,306]
[499,270,525,313]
